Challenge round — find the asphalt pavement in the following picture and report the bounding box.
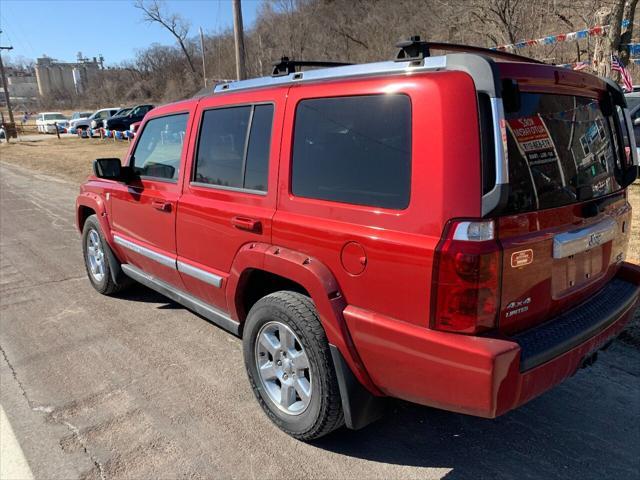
[0,161,639,480]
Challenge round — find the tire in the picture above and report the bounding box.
[243,291,344,441]
[82,215,128,295]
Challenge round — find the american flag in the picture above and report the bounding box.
[611,54,633,92]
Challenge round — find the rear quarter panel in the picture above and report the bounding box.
[273,71,482,326]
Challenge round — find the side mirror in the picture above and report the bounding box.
[93,158,127,181]
[633,117,640,126]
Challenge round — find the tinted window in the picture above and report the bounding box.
[502,93,623,214]
[131,113,188,181]
[291,95,411,209]
[194,104,273,192]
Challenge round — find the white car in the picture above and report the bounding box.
[70,111,93,122]
[70,108,119,131]
[36,112,69,134]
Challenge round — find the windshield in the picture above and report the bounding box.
[115,108,131,117]
[500,93,624,214]
[44,114,66,121]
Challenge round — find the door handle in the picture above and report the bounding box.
[151,200,172,212]
[231,216,261,232]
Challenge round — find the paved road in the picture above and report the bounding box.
[1,161,639,480]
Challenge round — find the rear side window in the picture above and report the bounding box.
[194,104,274,192]
[291,94,411,209]
[502,93,623,214]
[131,113,188,181]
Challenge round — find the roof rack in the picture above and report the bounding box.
[272,56,353,77]
[213,36,545,94]
[395,36,544,65]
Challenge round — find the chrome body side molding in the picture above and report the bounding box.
[113,235,176,269]
[553,217,618,259]
[121,264,240,336]
[114,235,224,289]
[177,260,223,288]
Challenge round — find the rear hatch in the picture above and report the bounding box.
[491,65,634,335]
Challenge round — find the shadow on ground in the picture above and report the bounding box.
[317,312,640,479]
[116,284,640,480]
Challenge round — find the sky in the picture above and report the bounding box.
[0,0,264,66]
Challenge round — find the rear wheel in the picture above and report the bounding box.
[82,215,128,295]
[243,291,344,441]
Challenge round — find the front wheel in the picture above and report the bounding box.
[82,215,128,295]
[243,291,344,441]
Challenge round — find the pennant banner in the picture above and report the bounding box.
[556,60,591,70]
[493,19,630,52]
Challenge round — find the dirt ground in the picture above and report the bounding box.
[1,136,639,263]
[0,136,130,184]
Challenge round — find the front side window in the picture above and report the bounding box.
[194,104,274,192]
[503,93,623,214]
[291,94,411,209]
[131,113,188,181]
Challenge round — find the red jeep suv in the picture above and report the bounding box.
[76,40,640,440]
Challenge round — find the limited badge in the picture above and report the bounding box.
[511,249,533,268]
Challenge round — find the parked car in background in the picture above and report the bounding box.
[36,112,68,134]
[91,107,132,129]
[104,104,154,131]
[70,108,119,131]
[70,111,93,122]
[77,42,639,441]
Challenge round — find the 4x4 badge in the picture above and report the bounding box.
[511,249,533,268]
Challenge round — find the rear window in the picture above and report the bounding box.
[291,94,411,210]
[502,93,623,214]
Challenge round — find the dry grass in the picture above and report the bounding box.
[1,137,639,264]
[0,136,130,184]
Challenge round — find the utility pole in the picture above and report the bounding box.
[232,0,247,80]
[200,26,207,88]
[0,37,15,124]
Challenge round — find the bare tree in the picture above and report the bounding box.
[134,0,199,75]
[619,0,640,67]
[593,0,626,78]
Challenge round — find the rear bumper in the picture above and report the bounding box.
[346,262,640,418]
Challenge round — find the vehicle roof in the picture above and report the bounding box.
[210,53,607,98]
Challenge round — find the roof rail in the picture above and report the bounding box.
[213,37,544,95]
[214,57,447,93]
[272,56,353,77]
[395,36,545,65]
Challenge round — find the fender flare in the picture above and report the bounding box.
[227,242,383,401]
[76,192,126,285]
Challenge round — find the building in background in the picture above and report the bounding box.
[34,53,104,97]
[0,65,38,109]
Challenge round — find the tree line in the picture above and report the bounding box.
[36,0,640,109]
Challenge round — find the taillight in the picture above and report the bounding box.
[430,220,501,334]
